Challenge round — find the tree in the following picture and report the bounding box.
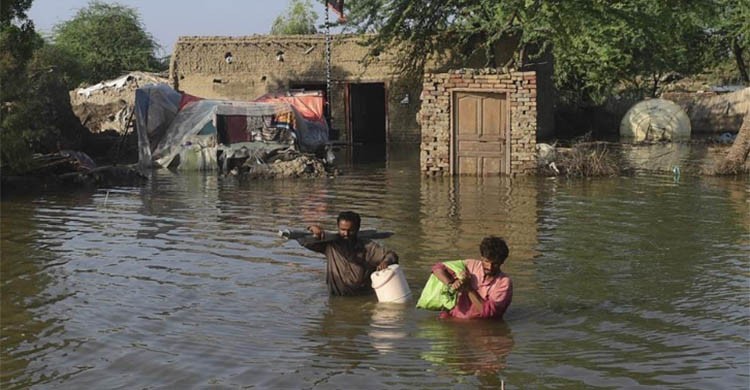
[1,0,42,174]
[0,0,33,22]
[344,0,726,103]
[710,0,750,83]
[53,1,159,84]
[270,0,318,35]
[542,1,716,102]
[1,0,42,105]
[715,110,750,175]
[1,1,93,175]
[1,43,91,174]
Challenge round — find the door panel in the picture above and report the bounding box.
[453,92,509,175]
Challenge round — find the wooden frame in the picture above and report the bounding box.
[450,89,512,176]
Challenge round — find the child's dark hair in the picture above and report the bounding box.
[480,236,509,264]
[337,211,361,230]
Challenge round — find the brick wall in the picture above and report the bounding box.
[420,69,537,176]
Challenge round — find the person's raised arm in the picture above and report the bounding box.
[308,224,324,239]
[302,224,327,253]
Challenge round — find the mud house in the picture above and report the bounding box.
[169,34,553,175]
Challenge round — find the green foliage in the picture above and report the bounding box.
[0,0,42,104]
[53,0,159,84]
[0,0,33,25]
[345,0,743,104]
[270,0,318,35]
[541,1,717,103]
[1,0,41,174]
[1,43,89,175]
[0,22,42,101]
[0,1,95,175]
[708,0,750,82]
[30,44,85,89]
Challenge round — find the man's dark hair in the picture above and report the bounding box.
[337,211,361,230]
[480,236,509,264]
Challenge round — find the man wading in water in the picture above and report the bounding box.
[304,211,399,296]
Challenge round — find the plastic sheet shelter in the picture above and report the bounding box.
[254,90,329,148]
[135,84,329,170]
[135,84,182,168]
[254,90,327,128]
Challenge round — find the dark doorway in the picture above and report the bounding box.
[349,83,386,146]
[348,83,386,163]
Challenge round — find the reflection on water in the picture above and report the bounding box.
[368,303,410,355]
[1,145,748,389]
[419,319,514,377]
[622,143,735,175]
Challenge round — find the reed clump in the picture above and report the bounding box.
[539,141,629,177]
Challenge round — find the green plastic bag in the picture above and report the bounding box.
[416,260,466,311]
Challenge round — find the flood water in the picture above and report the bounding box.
[2,145,748,389]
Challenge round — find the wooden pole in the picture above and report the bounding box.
[325,5,332,127]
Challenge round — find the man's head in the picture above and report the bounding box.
[480,236,509,275]
[336,211,361,240]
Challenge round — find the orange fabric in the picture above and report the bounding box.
[255,93,326,126]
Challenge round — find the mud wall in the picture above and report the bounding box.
[170,35,422,143]
[70,72,168,134]
[662,87,750,134]
[171,35,553,146]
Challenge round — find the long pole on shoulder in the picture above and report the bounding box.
[325,5,332,128]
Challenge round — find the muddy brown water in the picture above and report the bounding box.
[2,145,748,389]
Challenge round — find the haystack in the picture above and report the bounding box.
[620,99,691,142]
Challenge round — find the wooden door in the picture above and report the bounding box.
[453,91,509,175]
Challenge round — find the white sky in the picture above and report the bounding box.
[28,0,342,57]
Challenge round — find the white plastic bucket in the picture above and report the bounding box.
[370,264,412,303]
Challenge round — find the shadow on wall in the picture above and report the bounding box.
[388,75,422,143]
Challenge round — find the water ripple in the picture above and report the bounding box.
[2,168,748,389]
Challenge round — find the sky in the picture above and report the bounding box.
[28,0,341,57]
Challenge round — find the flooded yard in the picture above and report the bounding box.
[2,145,748,389]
